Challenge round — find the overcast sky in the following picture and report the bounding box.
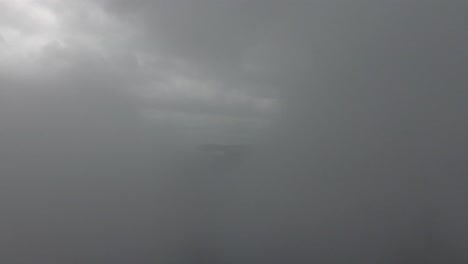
[0,0,467,263]
[0,0,284,145]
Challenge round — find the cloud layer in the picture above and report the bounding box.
[1,0,467,263]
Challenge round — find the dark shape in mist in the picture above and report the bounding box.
[199,143,250,158]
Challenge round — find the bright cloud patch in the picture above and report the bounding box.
[0,0,60,72]
[0,0,278,143]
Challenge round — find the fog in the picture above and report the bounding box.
[0,0,467,263]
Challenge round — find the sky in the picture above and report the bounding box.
[0,0,467,263]
[0,0,278,145]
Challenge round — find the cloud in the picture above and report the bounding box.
[1,0,467,263]
[6,0,282,142]
[94,0,467,262]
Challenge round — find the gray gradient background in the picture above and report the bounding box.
[0,0,467,263]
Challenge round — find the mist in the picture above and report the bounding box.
[0,0,467,263]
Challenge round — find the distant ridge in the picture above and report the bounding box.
[198,144,250,157]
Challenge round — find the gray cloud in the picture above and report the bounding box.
[0,0,467,263]
[102,0,467,262]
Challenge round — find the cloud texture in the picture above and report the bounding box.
[0,0,467,263]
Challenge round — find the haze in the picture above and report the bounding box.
[0,0,466,263]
